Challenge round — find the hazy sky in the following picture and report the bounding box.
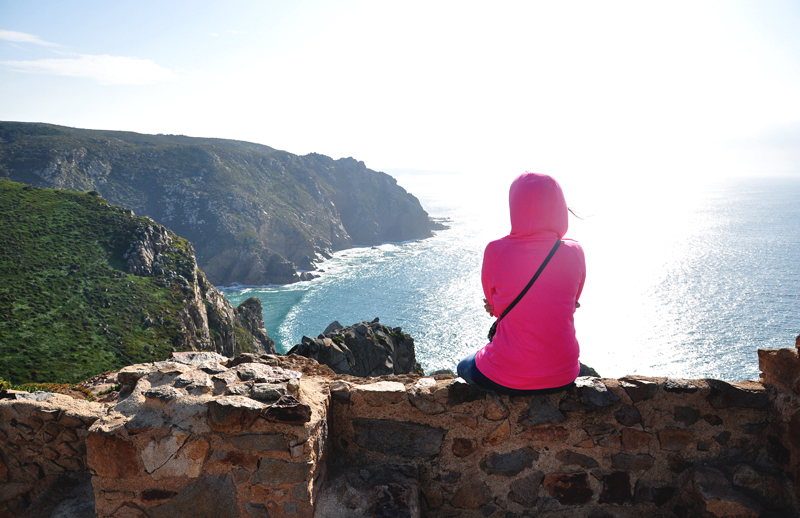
[2,1,800,190]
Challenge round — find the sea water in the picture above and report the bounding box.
[222,174,800,382]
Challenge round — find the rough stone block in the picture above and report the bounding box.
[621,428,652,451]
[227,434,285,452]
[508,471,544,507]
[484,395,509,421]
[352,419,446,457]
[706,380,768,409]
[555,450,598,468]
[447,379,484,405]
[483,419,510,446]
[658,428,695,451]
[451,438,476,457]
[675,406,701,425]
[86,434,138,478]
[479,447,538,476]
[664,379,698,393]
[253,458,312,486]
[519,395,566,426]
[261,395,312,424]
[619,378,659,402]
[207,396,263,433]
[451,481,491,509]
[352,381,407,406]
[611,453,654,471]
[600,471,631,504]
[147,474,238,518]
[614,404,642,426]
[544,473,593,505]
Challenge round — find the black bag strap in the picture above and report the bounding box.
[495,239,562,323]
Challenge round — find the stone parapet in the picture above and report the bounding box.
[1,348,799,517]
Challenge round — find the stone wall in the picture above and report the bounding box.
[1,347,799,518]
[0,392,106,517]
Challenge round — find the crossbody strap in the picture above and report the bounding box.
[496,239,562,323]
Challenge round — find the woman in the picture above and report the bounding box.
[457,172,586,395]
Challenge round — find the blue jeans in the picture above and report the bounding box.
[456,351,575,396]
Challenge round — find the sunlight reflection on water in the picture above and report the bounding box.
[222,174,800,382]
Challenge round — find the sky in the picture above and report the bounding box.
[2,0,800,196]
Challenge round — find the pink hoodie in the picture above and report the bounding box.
[475,172,586,390]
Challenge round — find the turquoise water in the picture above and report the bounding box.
[222,174,800,382]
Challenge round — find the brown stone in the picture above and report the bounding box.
[658,429,695,451]
[480,447,539,476]
[483,419,510,446]
[611,453,654,471]
[423,489,443,509]
[454,414,478,429]
[451,481,491,509]
[600,471,631,504]
[207,396,263,433]
[556,450,598,468]
[87,434,138,478]
[452,438,476,457]
[619,378,658,402]
[704,414,723,426]
[789,410,800,449]
[261,395,312,424]
[484,394,509,421]
[521,425,569,443]
[509,471,545,507]
[621,428,652,451]
[614,404,642,426]
[674,406,701,425]
[544,473,593,505]
[0,456,7,483]
[519,395,566,426]
[148,474,239,518]
[667,455,692,473]
[253,458,312,486]
[597,433,621,448]
[683,467,761,518]
[706,380,768,409]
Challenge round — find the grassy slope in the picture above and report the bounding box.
[0,180,198,384]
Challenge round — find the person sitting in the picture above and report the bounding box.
[457,172,586,395]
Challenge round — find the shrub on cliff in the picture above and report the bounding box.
[0,180,271,384]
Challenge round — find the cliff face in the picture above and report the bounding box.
[0,180,274,384]
[0,122,444,286]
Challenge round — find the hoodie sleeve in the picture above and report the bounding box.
[481,241,498,309]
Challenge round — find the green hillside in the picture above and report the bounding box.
[0,180,256,384]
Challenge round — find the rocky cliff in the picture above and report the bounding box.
[288,319,424,377]
[0,180,274,384]
[0,122,445,286]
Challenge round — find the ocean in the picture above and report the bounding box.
[222,174,800,382]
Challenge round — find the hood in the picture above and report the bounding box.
[509,172,568,238]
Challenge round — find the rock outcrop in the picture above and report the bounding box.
[0,180,274,384]
[288,319,424,377]
[0,122,446,286]
[3,345,800,517]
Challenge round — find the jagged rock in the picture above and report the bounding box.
[234,297,277,354]
[680,467,762,518]
[288,320,423,377]
[480,447,539,476]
